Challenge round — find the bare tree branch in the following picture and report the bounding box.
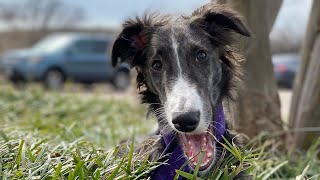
[0,0,86,31]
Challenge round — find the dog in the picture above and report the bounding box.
[112,3,251,179]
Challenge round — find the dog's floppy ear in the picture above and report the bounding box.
[112,14,170,68]
[191,3,251,37]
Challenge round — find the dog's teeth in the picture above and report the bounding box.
[207,152,212,157]
[202,137,206,142]
[201,163,205,167]
[188,141,192,145]
[206,159,210,164]
[209,141,213,147]
[190,146,193,150]
[193,162,197,166]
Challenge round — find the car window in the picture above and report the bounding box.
[93,41,108,54]
[32,35,73,53]
[72,40,108,55]
[272,54,299,65]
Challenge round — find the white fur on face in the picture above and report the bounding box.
[164,31,208,134]
[164,77,207,134]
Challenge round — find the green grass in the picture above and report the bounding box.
[0,85,154,148]
[0,84,320,179]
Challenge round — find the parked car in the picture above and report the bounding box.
[0,33,130,90]
[272,53,300,88]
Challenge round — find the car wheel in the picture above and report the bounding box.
[113,71,130,91]
[44,69,65,90]
[12,81,26,90]
[10,71,26,89]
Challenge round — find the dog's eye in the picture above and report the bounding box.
[196,51,207,61]
[151,60,162,71]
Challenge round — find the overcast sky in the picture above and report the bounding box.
[68,0,313,36]
[0,0,313,36]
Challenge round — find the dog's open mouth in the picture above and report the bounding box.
[178,125,215,171]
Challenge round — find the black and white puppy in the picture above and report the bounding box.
[112,3,251,178]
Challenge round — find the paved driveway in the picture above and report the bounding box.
[279,89,292,120]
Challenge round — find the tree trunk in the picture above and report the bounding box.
[289,0,320,149]
[215,0,282,33]
[218,0,284,138]
[266,0,283,33]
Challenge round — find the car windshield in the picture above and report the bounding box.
[32,35,73,53]
[272,54,299,65]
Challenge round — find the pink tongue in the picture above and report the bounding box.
[180,133,214,166]
[185,134,204,157]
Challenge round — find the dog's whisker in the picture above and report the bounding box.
[153,109,165,115]
[156,116,167,122]
[153,109,164,114]
[176,154,186,162]
[161,126,175,135]
[203,122,224,136]
[155,115,166,119]
[149,103,163,105]
[206,130,219,142]
[209,120,225,127]
[153,107,165,111]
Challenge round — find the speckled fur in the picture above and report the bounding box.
[112,3,251,179]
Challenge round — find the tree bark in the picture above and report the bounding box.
[214,0,282,33]
[289,0,320,149]
[266,0,283,33]
[215,0,227,4]
[221,0,283,138]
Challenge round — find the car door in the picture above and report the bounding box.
[90,40,113,81]
[64,39,109,82]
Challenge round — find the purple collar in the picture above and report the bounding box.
[150,103,226,179]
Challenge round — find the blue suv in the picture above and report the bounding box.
[0,33,130,90]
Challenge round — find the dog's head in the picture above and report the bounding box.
[112,3,250,174]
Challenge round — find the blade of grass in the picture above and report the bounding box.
[174,156,192,180]
[176,170,193,179]
[261,161,288,180]
[107,157,124,180]
[193,151,205,179]
[213,170,223,180]
[73,160,85,179]
[94,169,101,180]
[16,139,24,168]
[52,163,62,180]
[297,165,309,180]
[27,147,35,162]
[0,131,9,142]
[126,137,135,174]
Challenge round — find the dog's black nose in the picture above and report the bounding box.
[172,111,200,132]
